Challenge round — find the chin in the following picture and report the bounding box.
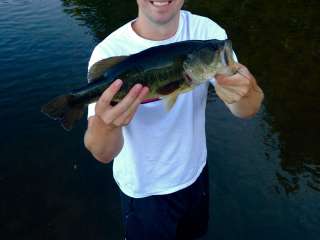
[152,15,175,24]
[138,0,183,25]
[148,10,180,25]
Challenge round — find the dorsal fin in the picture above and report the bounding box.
[87,56,128,82]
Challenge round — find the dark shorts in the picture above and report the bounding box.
[120,164,209,240]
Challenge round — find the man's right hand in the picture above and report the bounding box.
[84,79,149,163]
[95,79,149,129]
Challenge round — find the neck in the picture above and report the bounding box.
[132,14,180,41]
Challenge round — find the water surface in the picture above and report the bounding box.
[0,0,319,239]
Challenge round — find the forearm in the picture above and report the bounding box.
[84,115,124,163]
[226,82,264,118]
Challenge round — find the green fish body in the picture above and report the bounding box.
[41,39,236,130]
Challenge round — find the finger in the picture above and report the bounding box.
[216,62,254,85]
[233,63,255,80]
[123,86,149,119]
[100,79,123,104]
[123,89,149,123]
[236,66,253,81]
[99,84,145,126]
[215,73,250,86]
[221,85,248,98]
[113,86,149,126]
[95,79,123,113]
[107,83,144,119]
[215,84,242,104]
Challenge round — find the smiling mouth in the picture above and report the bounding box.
[150,1,173,7]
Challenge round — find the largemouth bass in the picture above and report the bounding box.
[41,39,237,130]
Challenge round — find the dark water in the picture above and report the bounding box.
[0,0,319,239]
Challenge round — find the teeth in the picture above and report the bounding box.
[152,1,171,6]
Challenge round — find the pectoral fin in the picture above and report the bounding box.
[162,84,195,111]
[163,91,179,111]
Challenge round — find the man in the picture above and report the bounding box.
[84,0,264,239]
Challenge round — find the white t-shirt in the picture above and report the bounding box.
[88,10,227,198]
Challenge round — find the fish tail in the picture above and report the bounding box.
[41,94,84,131]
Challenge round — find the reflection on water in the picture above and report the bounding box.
[62,0,137,40]
[61,0,320,193]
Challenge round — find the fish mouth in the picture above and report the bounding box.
[220,48,229,68]
[150,1,173,7]
[222,40,238,73]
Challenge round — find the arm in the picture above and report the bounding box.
[214,63,264,118]
[84,79,149,163]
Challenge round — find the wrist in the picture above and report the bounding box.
[227,82,264,118]
[85,116,123,163]
[88,115,119,133]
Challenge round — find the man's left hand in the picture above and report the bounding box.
[215,63,257,104]
[214,63,264,118]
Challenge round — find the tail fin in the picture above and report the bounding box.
[41,94,84,131]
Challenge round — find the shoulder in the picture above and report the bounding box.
[89,22,134,68]
[180,10,227,40]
